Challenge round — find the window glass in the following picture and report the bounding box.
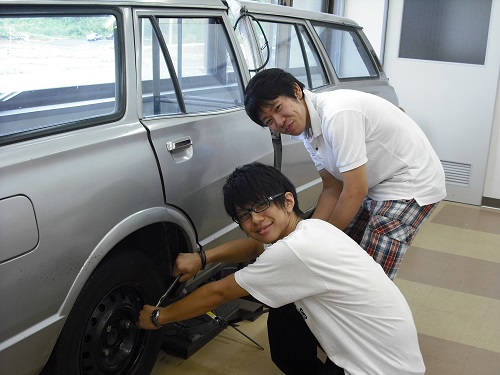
[297,25,328,88]
[313,22,378,79]
[257,20,328,89]
[399,0,492,65]
[141,18,181,116]
[0,13,120,140]
[140,16,244,117]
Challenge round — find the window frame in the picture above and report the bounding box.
[234,12,331,90]
[0,6,126,146]
[311,20,379,81]
[135,9,246,119]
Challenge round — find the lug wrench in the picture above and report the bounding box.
[156,274,182,307]
[131,274,183,328]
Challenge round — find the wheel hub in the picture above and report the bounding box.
[80,285,144,374]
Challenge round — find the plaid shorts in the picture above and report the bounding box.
[344,197,438,279]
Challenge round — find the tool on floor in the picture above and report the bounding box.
[205,310,265,350]
[155,272,266,351]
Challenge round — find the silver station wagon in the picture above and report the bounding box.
[0,0,398,373]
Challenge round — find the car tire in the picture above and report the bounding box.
[43,250,165,375]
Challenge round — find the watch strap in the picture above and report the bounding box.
[150,308,164,328]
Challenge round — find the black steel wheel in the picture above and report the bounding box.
[44,251,165,375]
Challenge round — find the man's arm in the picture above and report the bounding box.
[312,165,368,230]
[175,238,264,282]
[138,274,249,330]
[311,168,343,221]
[329,164,368,230]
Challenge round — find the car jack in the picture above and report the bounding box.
[156,274,269,358]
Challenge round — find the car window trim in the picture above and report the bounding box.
[0,5,126,146]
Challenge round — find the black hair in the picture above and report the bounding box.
[244,68,305,127]
[223,162,303,221]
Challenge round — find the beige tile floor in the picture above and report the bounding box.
[152,201,500,374]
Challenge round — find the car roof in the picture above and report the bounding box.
[0,0,361,28]
[234,0,360,28]
[0,0,227,9]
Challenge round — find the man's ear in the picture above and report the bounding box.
[284,192,295,212]
[293,83,302,100]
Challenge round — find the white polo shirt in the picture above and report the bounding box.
[235,219,425,375]
[295,89,446,206]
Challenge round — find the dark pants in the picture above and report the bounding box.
[320,359,345,375]
[267,304,345,375]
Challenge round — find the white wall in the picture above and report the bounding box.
[344,0,386,59]
[484,71,500,200]
[344,0,500,203]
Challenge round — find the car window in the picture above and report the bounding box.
[0,11,122,143]
[140,16,244,117]
[247,19,328,89]
[312,22,378,79]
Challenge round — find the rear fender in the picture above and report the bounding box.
[58,206,198,317]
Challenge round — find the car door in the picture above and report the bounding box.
[231,3,400,216]
[231,9,331,215]
[134,7,274,252]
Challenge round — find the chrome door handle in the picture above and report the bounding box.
[166,138,192,152]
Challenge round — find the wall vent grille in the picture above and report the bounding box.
[441,160,472,187]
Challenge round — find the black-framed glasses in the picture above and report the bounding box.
[233,193,285,224]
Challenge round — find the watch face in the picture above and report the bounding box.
[151,308,162,327]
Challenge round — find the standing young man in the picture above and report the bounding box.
[138,162,425,375]
[244,68,446,279]
[243,68,446,373]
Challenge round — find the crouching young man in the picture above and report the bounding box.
[138,162,425,375]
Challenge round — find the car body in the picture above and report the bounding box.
[0,1,398,374]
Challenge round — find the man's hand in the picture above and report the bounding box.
[136,274,249,332]
[174,252,202,282]
[137,304,161,330]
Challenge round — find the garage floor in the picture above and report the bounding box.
[152,201,500,375]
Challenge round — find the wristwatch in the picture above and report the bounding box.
[150,308,165,328]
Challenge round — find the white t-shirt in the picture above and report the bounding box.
[235,219,425,375]
[295,89,446,206]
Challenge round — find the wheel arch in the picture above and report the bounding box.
[59,206,198,317]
